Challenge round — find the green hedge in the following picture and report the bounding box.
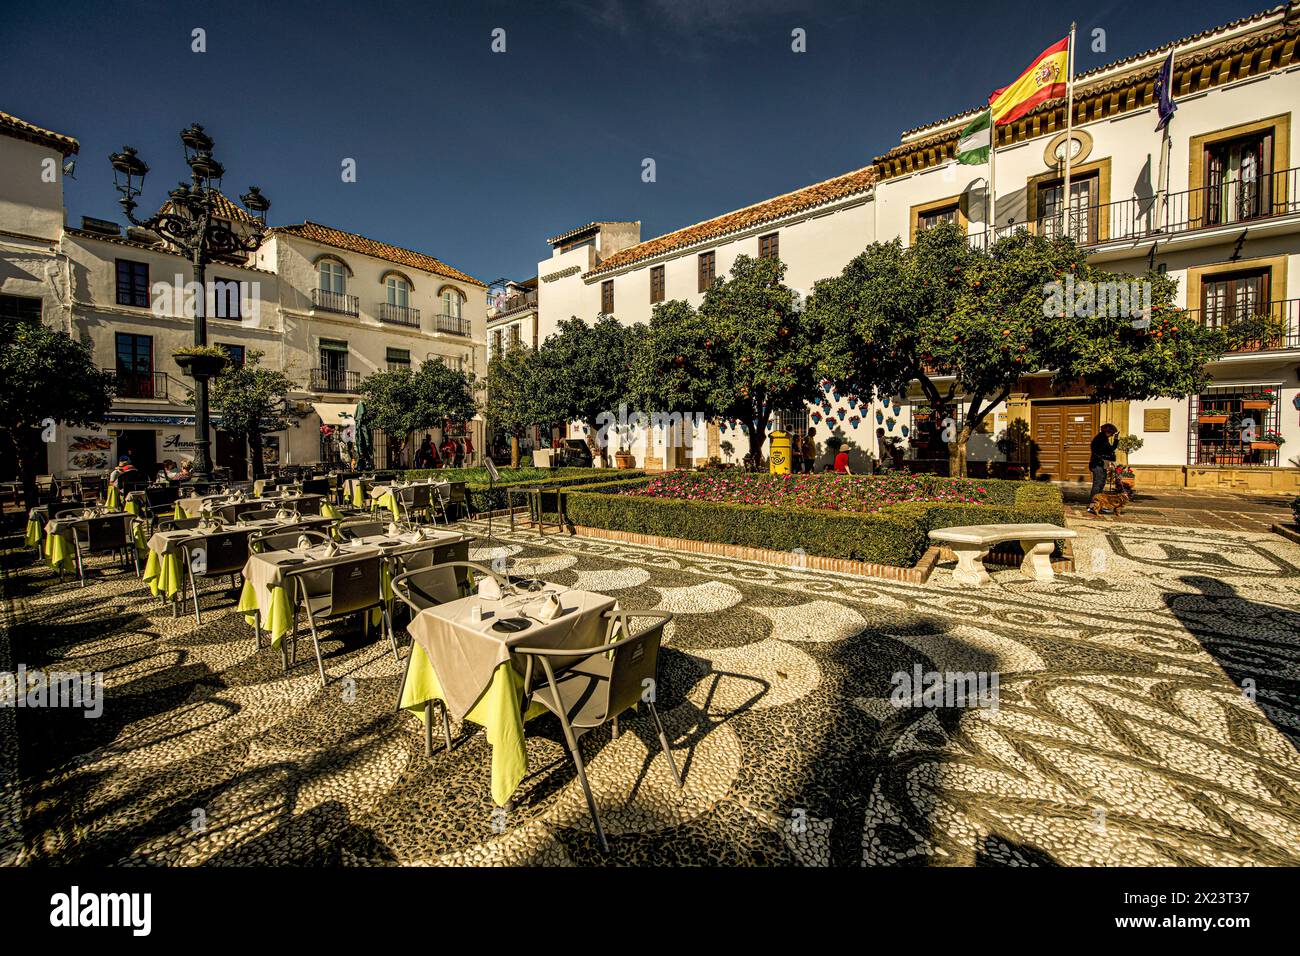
[463,470,645,514]
[559,475,1064,567]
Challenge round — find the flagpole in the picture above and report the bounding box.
[1063,21,1077,238]
[988,120,997,239]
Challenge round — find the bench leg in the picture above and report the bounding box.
[1019,540,1056,582]
[950,546,991,587]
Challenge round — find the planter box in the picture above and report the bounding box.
[1197,414,1228,424]
[173,352,228,379]
[1242,400,1272,410]
[1250,441,1279,450]
[614,453,636,469]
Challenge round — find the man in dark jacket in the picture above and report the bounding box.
[1088,423,1119,498]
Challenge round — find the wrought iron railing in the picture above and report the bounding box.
[1184,298,1300,353]
[312,288,360,316]
[435,312,472,336]
[309,368,361,392]
[378,302,421,327]
[108,368,168,400]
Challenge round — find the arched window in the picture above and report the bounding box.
[318,258,347,293]
[442,288,463,318]
[386,274,411,308]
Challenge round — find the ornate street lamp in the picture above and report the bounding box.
[109,125,270,480]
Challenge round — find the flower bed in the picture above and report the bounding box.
[620,472,993,513]
[562,474,1064,568]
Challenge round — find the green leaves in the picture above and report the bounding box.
[209,350,301,437]
[0,322,114,433]
[361,359,477,441]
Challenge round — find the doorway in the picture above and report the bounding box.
[116,429,158,476]
[216,430,248,480]
[1031,400,1097,481]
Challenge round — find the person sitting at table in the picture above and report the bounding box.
[176,459,195,482]
[156,459,181,483]
[108,455,137,491]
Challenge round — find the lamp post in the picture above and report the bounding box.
[110,125,270,479]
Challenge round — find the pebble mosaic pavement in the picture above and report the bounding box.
[2,516,1299,867]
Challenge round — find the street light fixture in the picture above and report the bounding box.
[109,125,270,480]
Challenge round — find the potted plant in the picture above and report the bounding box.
[173,344,230,380]
[1198,411,1228,425]
[1251,430,1285,451]
[1241,388,1275,410]
[1113,463,1136,492]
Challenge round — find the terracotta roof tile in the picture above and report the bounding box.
[586,166,875,277]
[273,220,484,287]
[0,109,79,156]
[158,190,256,224]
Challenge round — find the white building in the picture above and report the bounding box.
[529,6,1300,489]
[0,110,487,479]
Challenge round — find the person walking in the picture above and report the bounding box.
[801,427,817,473]
[1088,423,1120,499]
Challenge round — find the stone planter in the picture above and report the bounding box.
[614,452,636,469]
[174,352,228,379]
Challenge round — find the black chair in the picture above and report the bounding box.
[179,528,254,625]
[516,610,681,853]
[236,508,282,523]
[71,513,140,586]
[249,528,331,554]
[394,484,432,524]
[218,500,270,524]
[301,477,330,498]
[157,515,203,533]
[283,553,393,686]
[340,519,387,540]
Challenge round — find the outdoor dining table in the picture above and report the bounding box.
[25,505,49,549]
[367,480,450,519]
[143,514,333,600]
[397,585,619,806]
[237,540,387,650]
[41,509,143,574]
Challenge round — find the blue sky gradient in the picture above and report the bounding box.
[0,0,1264,284]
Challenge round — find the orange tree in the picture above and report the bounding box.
[808,222,1230,476]
[631,255,820,468]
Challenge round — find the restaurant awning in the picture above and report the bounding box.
[312,402,356,426]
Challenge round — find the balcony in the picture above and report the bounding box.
[108,368,168,400]
[312,288,360,316]
[967,166,1300,250]
[309,368,361,393]
[490,290,537,317]
[378,302,421,327]
[1186,298,1300,354]
[435,312,472,336]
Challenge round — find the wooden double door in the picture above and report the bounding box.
[1031,400,1098,481]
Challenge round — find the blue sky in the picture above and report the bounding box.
[1,0,1264,284]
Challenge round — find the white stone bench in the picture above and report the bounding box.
[928,523,1078,587]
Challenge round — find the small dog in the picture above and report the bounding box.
[1087,489,1130,517]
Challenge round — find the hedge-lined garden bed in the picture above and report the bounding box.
[406,467,646,514]
[560,474,1064,568]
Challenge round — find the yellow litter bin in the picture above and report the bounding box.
[768,430,792,475]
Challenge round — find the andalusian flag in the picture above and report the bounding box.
[989,36,1070,126]
[956,110,991,165]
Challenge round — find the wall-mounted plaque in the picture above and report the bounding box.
[1143,408,1171,432]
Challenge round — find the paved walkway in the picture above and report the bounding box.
[1060,483,1295,533]
[3,517,1299,866]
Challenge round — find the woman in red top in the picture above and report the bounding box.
[833,449,852,474]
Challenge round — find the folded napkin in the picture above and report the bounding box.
[276,509,292,520]
[387,521,401,537]
[296,534,312,551]
[476,576,503,601]
[323,540,341,557]
[401,531,422,543]
[534,592,563,622]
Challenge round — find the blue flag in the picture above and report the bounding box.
[1154,49,1177,131]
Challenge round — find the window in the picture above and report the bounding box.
[210,277,242,319]
[0,294,41,325]
[1037,172,1100,244]
[1190,386,1280,466]
[650,265,665,304]
[442,289,463,317]
[508,325,521,347]
[698,251,716,292]
[601,279,614,315]
[1204,132,1271,225]
[115,332,155,398]
[217,343,245,367]
[917,203,960,231]
[116,259,150,308]
[386,347,411,371]
[386,275,410,308]
[1202,269,1270,328]
[774,408,808,436]
[491,329,504,357]
[759,233,779,260]
[319,259,346,293]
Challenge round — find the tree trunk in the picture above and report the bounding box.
[746,416,768,471]
[510,434,520,468]
[948,426,970,478]
[248,429,265,480]
[9,431,37,515]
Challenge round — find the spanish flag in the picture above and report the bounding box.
[989,37,1069,126]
